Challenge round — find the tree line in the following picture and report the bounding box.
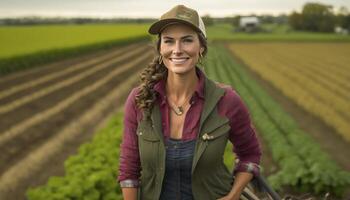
[0,17,155,26]
[289,3,350,32]
[202,2,349,33]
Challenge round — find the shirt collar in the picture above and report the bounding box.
[153,66,205,102]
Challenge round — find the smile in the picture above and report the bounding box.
[169,57,189,64]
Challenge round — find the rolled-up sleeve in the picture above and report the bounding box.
[218,86,262,177]
[118,88,142,187]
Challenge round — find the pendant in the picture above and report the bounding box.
[174,106,184,116]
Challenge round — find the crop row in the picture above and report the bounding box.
[0,45,145,115]
[26,112,124,200]
[229,43,350,142]
[204,44,350,197]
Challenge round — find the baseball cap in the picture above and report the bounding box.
[148,5,207,38]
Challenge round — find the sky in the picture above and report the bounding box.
[0,0,349,18]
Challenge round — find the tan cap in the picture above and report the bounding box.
[148,5,207,38]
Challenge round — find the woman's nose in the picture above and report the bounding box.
[173,41,182,54]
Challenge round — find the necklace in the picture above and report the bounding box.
[167,94,192,116]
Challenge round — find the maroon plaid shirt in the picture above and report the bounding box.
[118,68,261,186]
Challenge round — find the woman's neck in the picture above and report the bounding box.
[165,68,198,102]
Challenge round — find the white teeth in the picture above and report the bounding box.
[172,58,187,61]
[170,58,188,64]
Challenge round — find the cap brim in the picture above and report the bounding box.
[148,18,202,35]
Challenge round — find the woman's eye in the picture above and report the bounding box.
[164,40,173,43]
[184,39,193,43]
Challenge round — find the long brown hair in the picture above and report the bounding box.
[135,32,207,117]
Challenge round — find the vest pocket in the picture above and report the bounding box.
[137,125,161,171]
[136,122,160,142]
[202,123,230,141]
[195,123,231,176]
[138,133,160,166]
[138,130,160,142]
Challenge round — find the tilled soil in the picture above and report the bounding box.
[0,41,154,199]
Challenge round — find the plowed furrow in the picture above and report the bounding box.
[0,43,141,91]
[0,50,152,174]
[0,45,147,114]
[0,61,146,200]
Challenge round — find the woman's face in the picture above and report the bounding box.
[160,23,204,75]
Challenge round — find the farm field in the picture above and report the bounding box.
[0,24,150,75]
[24,43,350,199]
[0,24,150,59]
[228,43,350,143]
[0,41,153,199]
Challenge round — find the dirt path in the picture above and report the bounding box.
[0,41,154,199]
[228,47,350,172]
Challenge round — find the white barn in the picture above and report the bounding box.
[239,16,260,32]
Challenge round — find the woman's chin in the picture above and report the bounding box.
[168,66,194,75]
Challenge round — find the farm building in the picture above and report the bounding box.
[239,16,260,32]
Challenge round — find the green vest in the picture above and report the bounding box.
[136,77,233,200]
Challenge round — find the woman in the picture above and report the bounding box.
[118,5,261,200]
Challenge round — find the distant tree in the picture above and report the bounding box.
[336,6,350,30]
[301,2,335,32]
[231,15,240,27]
[202,14,214,26]
[220,16,235,24]
[288,2,337,32]
[259,15,274,23]
[289,11,304,30]
[341,15,350,30]
[275,14,289,25]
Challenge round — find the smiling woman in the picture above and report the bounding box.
[118,4,262,200]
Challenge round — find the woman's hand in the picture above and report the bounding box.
[217,172,253,200]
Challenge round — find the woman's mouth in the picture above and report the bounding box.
[169,57,189,65]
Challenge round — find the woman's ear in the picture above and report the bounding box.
[200,47,204,54]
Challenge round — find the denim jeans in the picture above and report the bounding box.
[159,138,196,200]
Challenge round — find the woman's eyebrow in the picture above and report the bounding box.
[162,35,194,39]
[181,35,194,39]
